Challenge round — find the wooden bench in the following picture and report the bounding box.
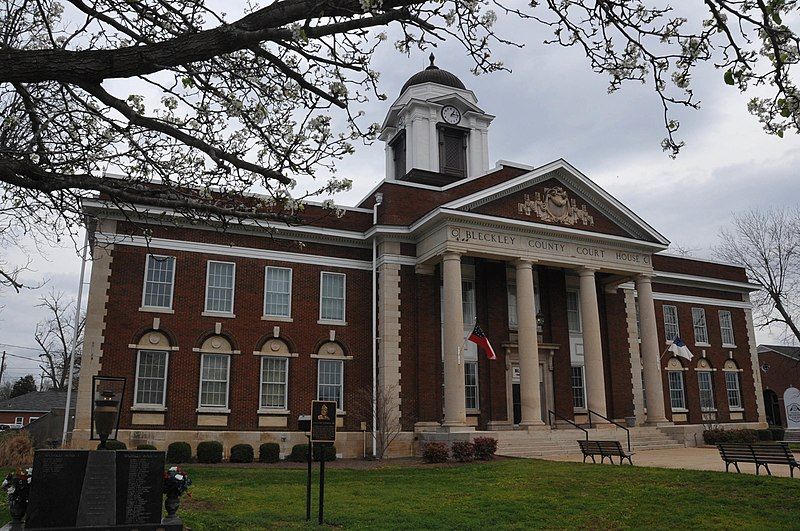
[717,442,799,477]
[577,440,633,465]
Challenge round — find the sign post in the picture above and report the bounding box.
[310,400,337,526]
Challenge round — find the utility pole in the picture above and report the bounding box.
[0,351,6,385]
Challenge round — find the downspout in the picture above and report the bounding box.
[371,192,383,457]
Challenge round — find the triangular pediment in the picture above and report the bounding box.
[442,160,669,245]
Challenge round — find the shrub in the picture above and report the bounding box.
[757,429,773,441]
[451,441,476,462]
[703,428,759,445]
[288,443,337,462]
[259,442,281,463]
[136,444,157,450]
[422,442,449,463]
[473,437,498,460]
[196,441,223,463]
[230,444,254,463]
[166,442,192,464]
[0,431,34,468]
[98,440,127,450]
[770,426,786,442]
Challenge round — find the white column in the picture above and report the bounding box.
[579,267,608,419]
[516,260,544,427]
[384,143,394,180]
[636,274,668,424]
[442,252,467,428]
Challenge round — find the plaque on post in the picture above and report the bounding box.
[311,400,337,444]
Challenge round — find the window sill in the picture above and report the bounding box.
[671,408,688,413]
[695,342,711,347]
[139,307,174,314]
[729,407,745,412]
[722,344,737,349]
[318,319,347,326]
[466,409,481,415]
[262,315,293,322]
[258,409,290,415]
[132,405,166,412]
[196,407,230,414]
[701,408,718,413]
[202,311,235,318]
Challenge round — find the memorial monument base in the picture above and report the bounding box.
[2,523,185,531]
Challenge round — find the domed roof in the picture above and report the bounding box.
[400,54,466,94]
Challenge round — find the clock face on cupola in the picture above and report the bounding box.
[379,54,495,185]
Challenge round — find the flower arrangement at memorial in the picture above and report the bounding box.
[163,466,192,497]
[2,467,32,523]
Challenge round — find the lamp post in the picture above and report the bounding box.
[94,390,119,450]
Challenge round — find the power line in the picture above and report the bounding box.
[0,343,47,353]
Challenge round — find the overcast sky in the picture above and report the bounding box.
[2,5,799,382]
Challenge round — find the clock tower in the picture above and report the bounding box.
[379,55,495,186]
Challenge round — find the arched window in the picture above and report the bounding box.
[314,341,349,410]
[132,331,175,408]
[723,359,743,410]
[256,338,295,411]
[666,357,686,411]
[696,358,716,412]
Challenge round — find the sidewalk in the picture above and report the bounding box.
[545,446,798,478]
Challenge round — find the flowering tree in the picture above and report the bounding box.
[2,1,800,288]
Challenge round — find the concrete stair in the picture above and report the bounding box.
[494,426,685,458]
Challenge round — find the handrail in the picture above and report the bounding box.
[588,409,631,452]
[547,410,589,441]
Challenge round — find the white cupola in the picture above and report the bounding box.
[379,54,495,186]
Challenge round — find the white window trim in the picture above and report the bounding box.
[140,254,176,311]
[571,365,587,412]
[697,370,716,412]
[14,417,23,425]
[263,266,293,319]
[725,370,744,411]
[319,271,347,324]
[667,370,686,412]
[259,356,289,410]
[317,358,344,410]
[719,310,736,347]
[465,360,479,412]
[197,353,231,410]
[566,289,582,334]
[691,307,709,345]
[663,304,679,341]
[133,349,169,408]
[204,260,236,316]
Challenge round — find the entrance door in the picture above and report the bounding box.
[512,383,521,425]
[764,389,781,426]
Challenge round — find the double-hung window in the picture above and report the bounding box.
[571,366,586,409]
[697,371,715,411]
[465,362,479,410]
[199,354,230,409]
[205,261,235,314]
[135,350,168,407]
[725,371,742,410]
[142,255,175,309]
[318,359,344,409]
[719,310,735,346]
[264,267,292,318]
[692,308,708,344]
[668,370,686,410]
[260,357,288,410]
[663,305,679,341]
[320,272,346,322]
[566,291,581,333]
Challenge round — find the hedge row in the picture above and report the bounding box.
[154,441,332,463]
[421,437,498,463]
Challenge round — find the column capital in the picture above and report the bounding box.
[442,251,462,262]
[635,273,654,282]
[578,266,599,276]
[513,258,537,268]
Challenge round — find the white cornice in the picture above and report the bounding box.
[95,234,374,271]
[653,271,758,292]
[652,292,752,309]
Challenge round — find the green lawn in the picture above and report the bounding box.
[176,459,800,530]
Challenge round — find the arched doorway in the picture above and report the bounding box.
[763,389,782,427]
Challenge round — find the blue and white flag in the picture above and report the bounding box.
[668,337,693,361]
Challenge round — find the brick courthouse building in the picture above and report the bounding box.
[72,59,767,457]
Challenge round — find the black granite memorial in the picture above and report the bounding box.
[24,449,166,530]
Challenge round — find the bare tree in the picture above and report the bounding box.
[715,208,800,344]
[354,383,405,459]
[33,291,84,391]
[2,1,800,282]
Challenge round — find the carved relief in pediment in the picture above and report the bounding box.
[518,186,594,227]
